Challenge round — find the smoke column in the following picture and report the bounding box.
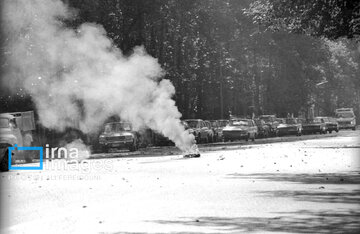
[1,0,196,152]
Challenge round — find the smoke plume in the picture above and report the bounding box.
[1,0,196,152]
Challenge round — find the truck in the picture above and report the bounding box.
[0,111,36,171]
[335,108,356,130]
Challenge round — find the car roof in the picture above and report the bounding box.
[0,113,15,119]
[105,121,131,125]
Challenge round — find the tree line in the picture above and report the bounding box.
[2,0,359,121]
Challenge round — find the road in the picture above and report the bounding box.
[1,130,359,233]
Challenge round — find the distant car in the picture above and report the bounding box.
[317,117,339,133]
[223,118,258,142]
[184,119,212,143]
[98,122,139,152]
[254,119,270,138]
[276,118,302,136]
[335,108,356,130]
[302,118,327,134]
[210,120,222,142]
[259,115,279,136]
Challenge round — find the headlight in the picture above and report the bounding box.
[351,120,356,125]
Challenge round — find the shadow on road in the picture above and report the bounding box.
[114,209,360,234]
[227,172,360,184]
[115,172,360,234]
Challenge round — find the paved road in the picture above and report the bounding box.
[1,130,359,233]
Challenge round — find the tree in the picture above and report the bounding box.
[244,0,360,40]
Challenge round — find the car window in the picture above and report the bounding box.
[104,122,131,133]
[9,118,18,129]
[0,118,9,128]
[285,119,297,124]
[185,121,199,128]
[230,120,249,126]
[336,112,354,118]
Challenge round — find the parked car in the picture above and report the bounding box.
[98,122,139,152]
[184,119,212,143]
[335,108,356,130]
[302,118,327,134]
[204,120,215,143]
[218,119,229,128]
[210,120,223,142]
[223,118,258,142]
[254,119,271,138]
[0,111,36,170]
[259,115,279,136]
[317,116,339,133]
[276,118,302,136]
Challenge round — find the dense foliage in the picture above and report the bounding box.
[1,0,359,121]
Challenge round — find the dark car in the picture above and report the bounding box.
[317,117,339,133]
[302,118,327,134]
[254,119,271,138]
[276,118,302,136]
[259,115,279,136]
[223,118,258,142]
[184,119,212,143]
[98,122,139,152]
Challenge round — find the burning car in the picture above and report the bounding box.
[223,118,258,142]
[302,118,327,134]
[276,118,302,136]
[98,122,139,152]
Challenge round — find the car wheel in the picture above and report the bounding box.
[251,134,255,142]
[329,130,332,134]
[245,134,249,142]
[352,127,356,131]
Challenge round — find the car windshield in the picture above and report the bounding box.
[308,119,321,123]
[230,119,249,126]
[185,120,199,128]
[259,116,273,122]
[0,118,9,128]
[210,121,218,127]
[104,122,131,133]
[336,112,354,118]
[285,119,297,124]
[218,120,228,127]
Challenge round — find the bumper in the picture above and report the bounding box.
[223,131,248,140]
[338,124,355,129]
[99,140,134,148]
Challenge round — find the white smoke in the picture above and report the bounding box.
[1,0,196,152]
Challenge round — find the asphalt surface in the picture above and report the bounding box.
[1,130,359,233]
